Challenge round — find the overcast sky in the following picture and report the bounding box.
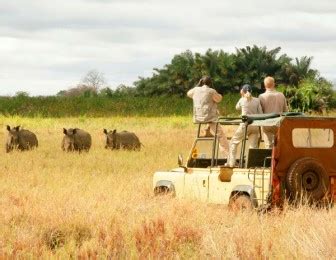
[0,0,335,96]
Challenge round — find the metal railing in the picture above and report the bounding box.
[248,156,272,205]
[247,156,272,206]
[248,168,268,206]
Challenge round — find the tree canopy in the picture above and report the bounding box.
[134,45,321,96]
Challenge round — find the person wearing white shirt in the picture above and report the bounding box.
[227,84,263,167]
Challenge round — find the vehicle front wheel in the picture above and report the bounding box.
[154,186,173,196]
[228,194,253,211]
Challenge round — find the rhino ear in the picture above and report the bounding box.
[63,128,67,135]
[73,129,77,134]
[15,126,20,131]
[6,125,11,131]
[103,129,108,135]
[112,129,116,133]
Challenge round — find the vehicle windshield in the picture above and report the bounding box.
[187,138,226,168]
[191,139,226,160]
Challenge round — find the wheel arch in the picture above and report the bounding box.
[230,185,258,207]
[154,180,176,196]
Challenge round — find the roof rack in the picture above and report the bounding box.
[242,113,280,123]
[217,112,305,125]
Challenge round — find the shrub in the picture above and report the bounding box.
[280,77,333,113]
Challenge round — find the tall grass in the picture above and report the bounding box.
[0,94,240,117]
[0,116,335,258]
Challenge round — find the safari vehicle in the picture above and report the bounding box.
[153,113,336,209]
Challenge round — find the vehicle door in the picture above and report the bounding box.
[184,138,215,201]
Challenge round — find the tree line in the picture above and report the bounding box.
[132,45,333,112]
[45,45,333,112]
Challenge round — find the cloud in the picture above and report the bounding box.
[0,0,335,95]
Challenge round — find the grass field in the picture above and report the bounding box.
[0,116,335,258]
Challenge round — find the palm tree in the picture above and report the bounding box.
[235,45,283,89]
[280,56,317,86]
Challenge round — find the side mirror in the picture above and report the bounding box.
[178,154,183,167]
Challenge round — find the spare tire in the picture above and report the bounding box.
[286,157,329,203]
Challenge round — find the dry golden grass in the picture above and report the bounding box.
[0,116,335,259]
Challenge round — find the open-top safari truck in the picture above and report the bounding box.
[153,113,336,209]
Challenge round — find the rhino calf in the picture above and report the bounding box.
[62,128,92,152]
[6,125,38,153]
[103,129,141,150]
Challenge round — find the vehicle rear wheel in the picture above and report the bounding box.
[286,157,329,203]
[228,194,253,211]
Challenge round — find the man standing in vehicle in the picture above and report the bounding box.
[259,76,288,148]
[187,76,229,156]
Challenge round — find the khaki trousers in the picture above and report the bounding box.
[262,126,278,149]
[227,124,259,167]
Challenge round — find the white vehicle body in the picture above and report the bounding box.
[153,114,284,208]
[153,167,270,207]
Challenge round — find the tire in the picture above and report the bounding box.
[286,157,329,203]
[228,194,253,211]
[154,186,173,196]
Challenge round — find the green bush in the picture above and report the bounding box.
[279,78,333,113]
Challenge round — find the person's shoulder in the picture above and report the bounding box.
[207,86,216,92]
[276,90,286,97]
[237,97,244,103]
[187,86,197,97]
[258,92,265,98]
[208,87,220,95]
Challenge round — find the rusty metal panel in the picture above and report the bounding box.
[274,117,336,177]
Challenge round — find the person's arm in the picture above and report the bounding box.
[212,90,222,103]
[258,94,265,112]
[283,95,289,112]
[187,88,195,99]
[257,100,263,114]
[235,98,242,110]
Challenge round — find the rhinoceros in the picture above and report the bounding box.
[62,128,91,152]
[6,125,38,153]
[103,129,141,150]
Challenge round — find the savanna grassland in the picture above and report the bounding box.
[0,116,335,259]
